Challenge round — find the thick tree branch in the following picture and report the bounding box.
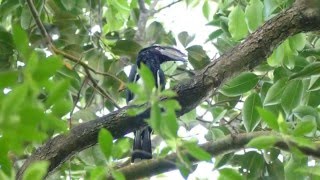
[17,1,320,179]
[115,131,320,179]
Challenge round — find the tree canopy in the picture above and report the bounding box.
[1,0,320,179]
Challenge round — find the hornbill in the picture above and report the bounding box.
[126,45,187,162]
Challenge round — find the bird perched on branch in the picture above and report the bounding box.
[126,45,187,162]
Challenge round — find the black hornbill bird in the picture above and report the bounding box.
[126,45,187,162]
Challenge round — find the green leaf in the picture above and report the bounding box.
[228,6,248,40]
[184,142,211,161]
[297,166,320,177]
[245,0,264,32]
[214,153,234,169]
[139,63,155,93]
[57,66,81,90]
[220,72,259,97]
[293,118,316,136]
[111,40,142,60]
[264,0,279,17]
[289,33,306,51]
[308,76,320,91]
[281,79,303,114]
[20,6,33,30]
[243,93,262,132]
[112,138,131,159]
[98,129,113,159]
[45,79,71,107]
[1,83,28,115]
[104,6,125,32]
[12,24,31,59]
[284,155,307,180]
[111,0,130,13]
[61,0,76,10]
[180,109,197,124]
[264,78,287,106]
[0,28,14,67]
[207,29,224,41]
[307,90,320,107]
[290,62,320,80]
[257,108,279,131]
[283,41,295,69]
[160,99,181,111]
[267,43,285,67]
[218,168,244,180]
[266,158,285,179]
[150,101,161,133]
[112,171,125,180]
[178,31,195,47]
[22,161,49,180]
[32,56,63,82]
[0,138,11,176]
[160,89,177,98]
[260,82,272,102]
[0,71,18,88]
[206,128,226,141]
[51,99,72,117]
[277,114,289,134]
[186,45,210,70]
[292,105,319,123]
[202,0,210,20]
[145,21,167,43]
[177,162,191,179]
[273,67,290,82]
[126,83,148,103]
[90,167,106,180]
[247,136,279,149]
[161,109,179,139]
[230,151,264,179]
[211,107,227,123]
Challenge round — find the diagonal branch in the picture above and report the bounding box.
[153,0,183,14]
[17,0,320,179]
[26,0,122,109]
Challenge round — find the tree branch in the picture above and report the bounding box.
[134,0,160,43]
[153,0,183,14]
[17,0,320,179]
[115,131,320,179]
[26,0,122,109]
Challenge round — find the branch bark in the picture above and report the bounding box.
[17,0,320,179]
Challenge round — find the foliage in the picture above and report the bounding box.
[0,0,320,179]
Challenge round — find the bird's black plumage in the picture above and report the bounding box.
[126,45,187,162]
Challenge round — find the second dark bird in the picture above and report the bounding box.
[126,45,187,162]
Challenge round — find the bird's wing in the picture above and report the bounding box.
[126,65,139,103]
[158,69,166,90]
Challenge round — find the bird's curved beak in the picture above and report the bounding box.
[158,46,188,62]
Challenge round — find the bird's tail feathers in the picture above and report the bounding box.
[131,127,152,162]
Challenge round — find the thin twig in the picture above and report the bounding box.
[26,0,52,46]
[26,0,123,109]
[69,77,89,128]
[153,0,183,14]
[84,68,120,109]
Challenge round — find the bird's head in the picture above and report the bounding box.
[137,45,187,66]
